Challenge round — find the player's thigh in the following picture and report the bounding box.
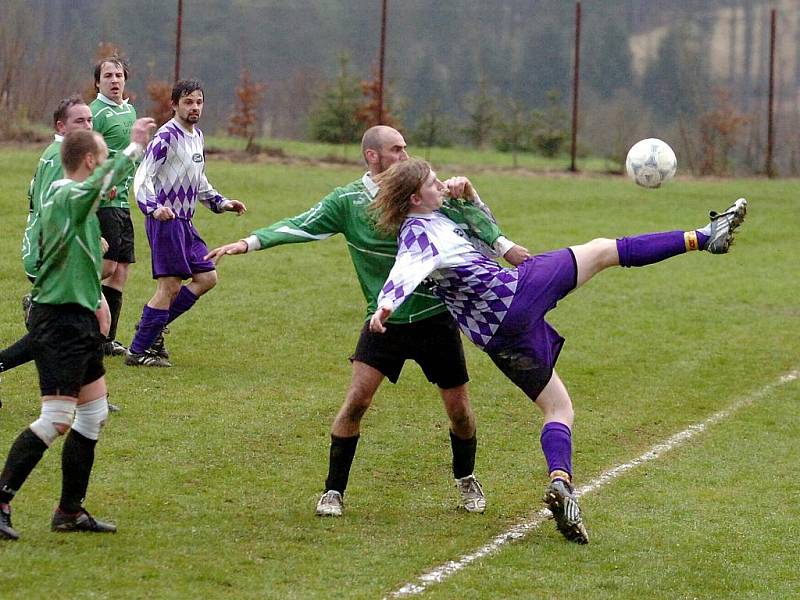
[410,312,470,389]
[29,304,105,398]
[350,321,408,384]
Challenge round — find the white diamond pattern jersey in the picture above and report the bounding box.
[134,118,229,219]
[377,211,519,349]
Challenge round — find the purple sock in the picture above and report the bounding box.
[540,421,573,477]
[130,305,170,354]
[695,230,709,250]
[616,230,687,267]
[167,286,198,325]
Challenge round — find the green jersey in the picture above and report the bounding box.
[31,144,142,311]
[22,135,64,280]
[90,94,137,209]
[248,173,509,324]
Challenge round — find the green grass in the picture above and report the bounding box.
[0,147,797,599]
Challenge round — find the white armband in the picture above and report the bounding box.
[493,236,515,256]
[243,235,261,252]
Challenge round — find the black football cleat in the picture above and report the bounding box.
[51,508,117,533]
[543,478,589,544]
[1,505,20,541]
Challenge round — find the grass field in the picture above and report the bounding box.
[0,146,798,599]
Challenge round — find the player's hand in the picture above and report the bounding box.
[153,206,176,221]
[100,237,109,254]
[444,177,478,202]
[204,240,248,264]
[503,244,530,266]
[369,306,393,333]
[226,200,247,216]
[107,186,117,200]
[131,117,157,146]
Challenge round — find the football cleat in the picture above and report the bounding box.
[124,350,172,368]
[150,327,170,360]
[705,198,747,254]
[0,505,19,541]
[134,323,170,360]
[543,478,589,544]
[315,490,343,517]
[51,508,116,533]
[103,340,128,357]
[455,474,486,513]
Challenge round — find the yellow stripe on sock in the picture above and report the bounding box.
[685,231,699,251]
[550,469,571,483]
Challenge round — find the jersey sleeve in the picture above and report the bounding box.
[197,169,229,213]
[376,219,441,313]
[249,188,347,250]
[134,136,169,215]
[440,197,507,258]
[59,144,142,223]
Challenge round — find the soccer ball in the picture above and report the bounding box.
[625,138,677,189]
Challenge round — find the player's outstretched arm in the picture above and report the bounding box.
[204,240,248,264]
[130,118,157,146]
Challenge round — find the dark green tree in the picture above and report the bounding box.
[462,79,497,149]
[309,54,364,146]
[641,23,711,124]
[494,98,532,167]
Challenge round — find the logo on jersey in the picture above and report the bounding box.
[192,153,203,163]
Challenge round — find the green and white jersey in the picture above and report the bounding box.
[22,135,64,280]
[246,173,511,324]
[31,144,142,311]
[90,93,137,209]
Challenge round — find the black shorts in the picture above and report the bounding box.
[28,303,106,397]
[351,311,469,389]
[98,207,135,263]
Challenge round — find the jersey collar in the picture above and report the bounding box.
[96,93,128,107]
[54,134,64,142]
[362,172,379,199]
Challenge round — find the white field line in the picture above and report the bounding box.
[387,370,799,598]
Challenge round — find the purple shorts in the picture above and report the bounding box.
[484,248,577,401]
[145,217,215,279]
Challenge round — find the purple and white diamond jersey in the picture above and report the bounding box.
[377,211,519,348]
[134,119,229,219]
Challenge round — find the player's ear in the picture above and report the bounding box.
[409,192,421,207]
[364,148,378,166]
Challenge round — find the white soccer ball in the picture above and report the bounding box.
[625,138,677,189]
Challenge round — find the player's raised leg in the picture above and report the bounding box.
[571,198,748,287]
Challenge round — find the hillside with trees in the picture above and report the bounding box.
[2,0,798,175]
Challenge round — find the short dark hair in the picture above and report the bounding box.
[171,79,204,104]
[53,95,86,128]
[61,130,103,173]
[94,55,129,88]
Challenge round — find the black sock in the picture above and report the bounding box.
[0,333,36,373]
[59,430,97,513]
[102,285,123,342]
[450,430,477,479]
[0,428,49,503]
[324,434,360,494]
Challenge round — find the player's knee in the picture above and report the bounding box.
[342,391,373,422]
[448,409,474,436]
[198,271,218,292]
[71,396,109,441]
[29,400,77,447]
